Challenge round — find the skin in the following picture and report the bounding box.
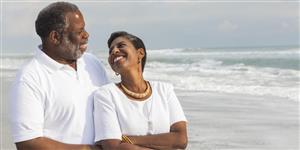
[42,10,89,70]
[108,37,148,97]
[15,11,98,150]
[97,36,188,150]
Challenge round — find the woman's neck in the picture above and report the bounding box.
[120,70,146,93]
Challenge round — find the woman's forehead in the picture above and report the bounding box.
[111,37,131,46]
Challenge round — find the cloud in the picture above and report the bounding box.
[2,1,299,53]
[218,20,238,32]
[281,22,289,29]
[3,3,44,37]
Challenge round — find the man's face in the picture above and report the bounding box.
[57,11,89,61]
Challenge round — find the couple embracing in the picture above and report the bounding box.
[10,2,188,150]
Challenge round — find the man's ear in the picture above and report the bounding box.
[137,48,145,60]
[49,31,61,45]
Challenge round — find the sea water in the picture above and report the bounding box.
[144,46,300,101]
[1,46,299,101]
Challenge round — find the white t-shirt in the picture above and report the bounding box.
[94,81,187,142]
[10,48,109,144]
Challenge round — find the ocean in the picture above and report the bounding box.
[102,46,299,101]
[145,46,299,101]
[1,46,299,149]
[3,46,298,101]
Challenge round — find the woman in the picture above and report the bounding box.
[94,31,188,150]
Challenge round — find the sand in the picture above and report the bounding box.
[179,91,299,150]
[1,78,299,150]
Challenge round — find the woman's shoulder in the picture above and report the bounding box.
[94,83,117,97]
[149,81,174,94]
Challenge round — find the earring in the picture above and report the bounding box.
[115,72,119,76]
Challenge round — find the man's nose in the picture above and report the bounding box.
[82,29,89,39]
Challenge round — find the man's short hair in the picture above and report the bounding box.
[35,2,79,40]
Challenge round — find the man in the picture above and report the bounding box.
[10,2,109,150]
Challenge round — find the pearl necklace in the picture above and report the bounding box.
[120,81,151,99]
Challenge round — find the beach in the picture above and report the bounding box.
[1,46,299,149]
[179,91,299,150]
[1,77,299,150]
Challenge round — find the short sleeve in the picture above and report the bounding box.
[9,80,44,143]
[93,88,122,142]
[85,53,110,85]
[94,58,110,85]
[167,84,187,126]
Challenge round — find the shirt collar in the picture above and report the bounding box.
[35,45,68,73]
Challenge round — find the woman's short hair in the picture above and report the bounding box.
[108,31,147,72]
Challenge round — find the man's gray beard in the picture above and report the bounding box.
[63,37,82,59]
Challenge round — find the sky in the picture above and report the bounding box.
[1,0,299,54]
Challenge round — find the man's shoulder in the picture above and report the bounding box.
[15,58,44,82]
[81,52,106,70]
[82,52,98,62]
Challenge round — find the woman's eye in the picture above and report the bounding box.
[119,44,125,48]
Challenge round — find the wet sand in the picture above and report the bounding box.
[179,91,299,150]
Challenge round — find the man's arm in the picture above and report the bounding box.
[16,137,101,150]
[128,121,187,150]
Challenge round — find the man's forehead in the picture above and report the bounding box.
[64,11,83,28]
[65,11,81,19]
[74,14,80,18]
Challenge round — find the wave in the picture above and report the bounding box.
[145,60,300,101]
[148,48,300,59]
[2,47,299,101]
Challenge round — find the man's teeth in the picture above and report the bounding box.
[80,44,88,49]
[114,56,123,63]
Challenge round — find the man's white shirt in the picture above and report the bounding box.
[10,48,109,144]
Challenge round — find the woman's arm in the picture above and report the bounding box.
[96,139,153,150]
[127,83,188,150]
[127,121,187,150]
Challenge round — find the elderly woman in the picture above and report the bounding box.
[94,31,188,150]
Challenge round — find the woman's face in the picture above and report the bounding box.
[108,36,142,74]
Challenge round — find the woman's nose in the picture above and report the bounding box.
[111,47,120,55]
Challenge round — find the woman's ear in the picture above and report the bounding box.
[137,48,145,60]
[49,31,61,45]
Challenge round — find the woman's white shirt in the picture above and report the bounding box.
[93,81,187,142]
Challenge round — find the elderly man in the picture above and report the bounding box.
[10,2,108,150]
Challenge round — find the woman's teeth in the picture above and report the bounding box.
[114,56,123,63]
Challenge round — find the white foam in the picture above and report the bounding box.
[2,48,299,101]
[145,60,300,101]
[148,47,300,59]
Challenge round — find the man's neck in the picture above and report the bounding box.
[41,46,77,71]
